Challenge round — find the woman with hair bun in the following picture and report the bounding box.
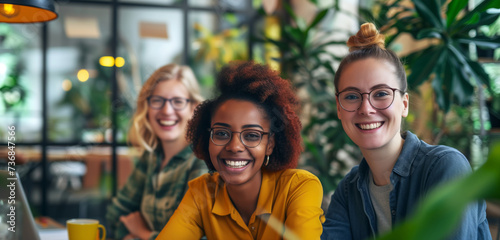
[321,23,490,240]
[157,61,324,239]
[106,64,207,240]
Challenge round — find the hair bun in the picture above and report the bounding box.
[347,23,385,52]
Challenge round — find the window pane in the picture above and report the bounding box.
[0,24,43,143]
[189,0,248,10]
[47,4,112,143]
[119,0,181,4]
[117,7,185,143]
[189,11,249,94]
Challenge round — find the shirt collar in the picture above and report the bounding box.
[353,131,419,185]
[155,145,192,165]
[211,170,275,216]
[392,131,419,177]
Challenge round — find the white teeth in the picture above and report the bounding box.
[224,160,250,168]
[159,120,176,126]
[359,122,382,130]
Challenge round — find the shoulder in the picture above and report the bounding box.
[276,169,320,182]
[133,151,154,170]
[406,138,472,186]
[187,173,216,187]
[187,173,221,196]
[270,169,322,194]
[415,140,471,171]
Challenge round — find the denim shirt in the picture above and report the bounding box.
[321,131,491,240]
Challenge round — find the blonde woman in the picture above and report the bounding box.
[106,64,207,240]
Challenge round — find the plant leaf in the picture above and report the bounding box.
[407,46,446,90]
[456,36,500,49]
[413,0,444,29]
[416,28,443,40]
[306,9,329,33]
[457,12,500,33]
[284,26,304,47]
[446,0,468,27]
[454,0,497,29]
[448,43,491,88]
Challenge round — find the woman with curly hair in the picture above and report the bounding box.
[106,64,207,240]
[157,61,324,239]
[321,23,490,240]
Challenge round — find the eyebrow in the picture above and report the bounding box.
[340,84,393,92]
[212,123,264,130]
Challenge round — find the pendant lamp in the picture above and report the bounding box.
[0,0,57,23]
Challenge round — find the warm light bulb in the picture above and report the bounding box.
[99,56,125,67]
[0,4,19,18]
[115,57,125,67]
[62,79,72,91]
[99,56,114,67]
[77,69,89,82]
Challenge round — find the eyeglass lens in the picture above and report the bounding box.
[148,96,189,110]
[210,128,264,147]
[338,88,396,111]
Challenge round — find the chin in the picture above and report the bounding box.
[157,133,181,142]
[354,139,384,150]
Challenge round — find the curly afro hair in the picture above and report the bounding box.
[186,61,303,172]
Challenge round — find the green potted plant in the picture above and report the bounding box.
[360,0,500,162]
[362,0,499,111]
[255,1,361,196]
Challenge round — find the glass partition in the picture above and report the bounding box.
[47,4,112,143]
[0,23,43,142]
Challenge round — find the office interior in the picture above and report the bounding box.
[0,0,499,239]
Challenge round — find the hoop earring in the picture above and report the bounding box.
[264,155,270,166]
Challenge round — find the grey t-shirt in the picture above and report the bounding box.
[368,170,393,234]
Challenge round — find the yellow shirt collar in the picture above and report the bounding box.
[211,170,275,217]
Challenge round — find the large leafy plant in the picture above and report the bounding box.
[256,2,361,194]
[362,0,500,112]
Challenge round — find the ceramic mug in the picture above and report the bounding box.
[67,219,106,240]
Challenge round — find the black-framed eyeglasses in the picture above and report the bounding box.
[147,96,191,110]
[336,87,405,112]
[209,127,271,148]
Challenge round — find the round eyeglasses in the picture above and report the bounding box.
[147,96,190,110]
[209,128,271,148]
[336,87,405,112]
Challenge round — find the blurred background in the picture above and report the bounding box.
[0,0,498,238]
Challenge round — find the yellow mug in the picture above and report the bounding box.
[67,219,106,240]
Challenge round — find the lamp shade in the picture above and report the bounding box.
[0,0,57,23]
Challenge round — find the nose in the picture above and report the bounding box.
[225,133,245,152]
[357,94,376,115]
[160,100,175,114]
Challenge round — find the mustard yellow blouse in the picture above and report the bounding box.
[157,169,324,240]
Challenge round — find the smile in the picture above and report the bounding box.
[223,160,251,168]
[356,122,383,130]
[159,120,177,126]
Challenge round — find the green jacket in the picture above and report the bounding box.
[106,146,207,239]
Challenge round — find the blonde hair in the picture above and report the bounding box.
[334,23,407,92]
[128,64,204,154]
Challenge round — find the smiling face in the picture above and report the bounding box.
[336,58,409,152]
[147,79,194,144]
[209,99,274,187]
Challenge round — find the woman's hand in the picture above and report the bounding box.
[119,211,152,240]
